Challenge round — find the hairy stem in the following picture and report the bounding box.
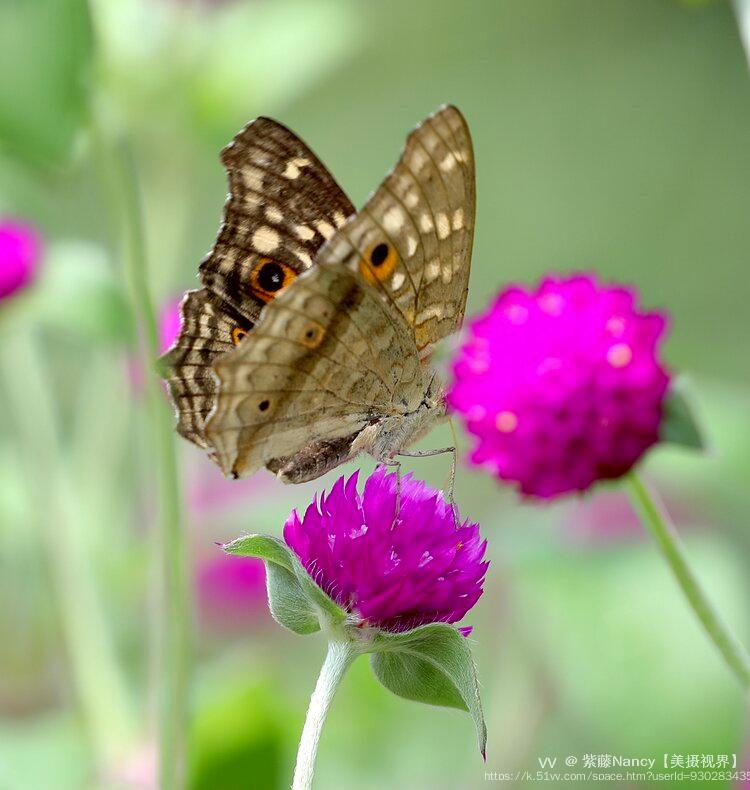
[293,641,356,790]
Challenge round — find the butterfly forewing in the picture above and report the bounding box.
[200,117,355,323]
[161,118,355,449]
[314,104,475,356]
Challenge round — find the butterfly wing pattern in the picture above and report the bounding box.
[162,289,251,449]
[162,118,355,448]
[319,103,475,356]
[199,117,355,323]
[202,105,476,480]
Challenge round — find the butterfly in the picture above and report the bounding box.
[161,104,475,487]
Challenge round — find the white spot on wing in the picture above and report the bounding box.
[425,260,440,282]
[242,167,263,192]
[219,249,236,274]
[296,250,313,267]
[265,205,283,224]
[440,152,457,172]
[283,157,310,179]
[391,271,405,291]
[295,224,315,241]
[452,208,464,231]
[315,220,335,239]
[419,214,434,233]
[410,148,428,171]
[406,235,417,257]
[333,211,347,228]
[383,206,404,233]
[436,213,450,240]
[252,226,280,254]
[416,304,444,324]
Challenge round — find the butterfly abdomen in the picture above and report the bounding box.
[266,429,367,483]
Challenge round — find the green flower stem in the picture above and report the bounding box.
[92,123,190,786]
[0,332,136,769]
[626,471,750,690]
[293,640,357,790]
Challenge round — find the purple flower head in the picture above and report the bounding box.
[283,467,488,634]
[448,274,670,499]
[0,218,42,301]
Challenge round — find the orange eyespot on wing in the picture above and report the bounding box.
[248,258,297,302]
[231,326,248,346]
[359,242,399,286]
[298,323,325,349]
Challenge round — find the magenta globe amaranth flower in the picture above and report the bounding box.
[224,468,489,779]
[283,467,488,633]
[449,274,670,498]
[0,218,42,301]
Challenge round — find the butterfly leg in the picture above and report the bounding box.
[379,457,402,529]
[397,446,458,524]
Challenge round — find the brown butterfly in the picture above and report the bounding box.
[161,105,475,487]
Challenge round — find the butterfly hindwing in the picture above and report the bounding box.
[199,117,355,324]
[204,263,424,478]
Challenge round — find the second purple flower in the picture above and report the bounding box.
[449,273,670,498]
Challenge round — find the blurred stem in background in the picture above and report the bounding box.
[89,112,190,785]
[627,472,750,692]
[734,0,750,69]
[0,332,136,770]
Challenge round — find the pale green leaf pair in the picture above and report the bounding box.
[224,534,487,757]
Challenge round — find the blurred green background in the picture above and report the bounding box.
[1,0,749,787]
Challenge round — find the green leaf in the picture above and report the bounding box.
[223,534,346,634]
[224,535,294,573]
[265,563,320,635]
[369,623,486,757]
[0,0,93,171]
[661,383,705,451]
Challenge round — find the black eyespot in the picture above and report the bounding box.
[258,399,270,412]
[257,261,285,292]
[370,243,389,267]
[305,329,315,339]
[231,326,248,346]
